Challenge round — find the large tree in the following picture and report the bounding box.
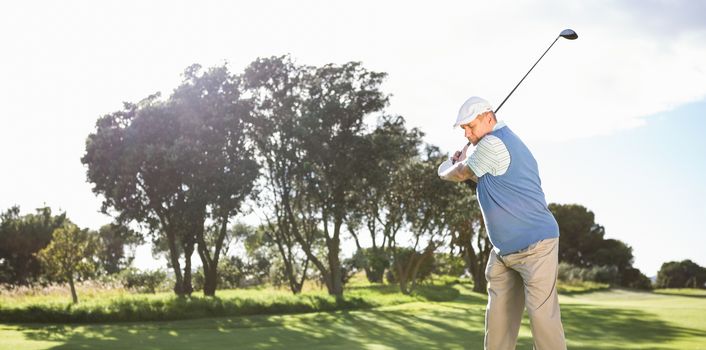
[82,64,258,296]
[245,56,389,296]
[297,61,389,296]
[656,260,706,289]
[549,204,607,267]
[170,64,259,296]
[244,56,314,294]
[549,203,650,288]
[0,206,67,285]
[346,115,423,283]
[83,95,195,296]
[391,147,461,294]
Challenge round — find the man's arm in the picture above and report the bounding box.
[438,159,479,183]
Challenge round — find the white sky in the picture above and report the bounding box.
[1,0,705,276]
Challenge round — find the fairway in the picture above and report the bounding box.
[2,285,704,350]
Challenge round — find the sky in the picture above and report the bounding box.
[1,0,705,276]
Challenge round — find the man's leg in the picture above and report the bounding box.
[484,249,526,350]
[512,238,567,350]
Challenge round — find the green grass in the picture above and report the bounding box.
[1,285,705,349]
[653,288,706,298]
[556,280,610,294]
[0,277,459,323]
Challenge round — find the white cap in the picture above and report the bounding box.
[453,96,493,128]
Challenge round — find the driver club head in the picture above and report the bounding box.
[560,29,578,40]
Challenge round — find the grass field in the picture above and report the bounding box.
[1,284,704,350]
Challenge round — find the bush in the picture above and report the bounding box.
[558,263,618,285]
[119,268,170,293]
[433,253,466,277]
[193,257,246,291]
[386,248,434,284]
[620,267,653,290]
[350,248,390,283]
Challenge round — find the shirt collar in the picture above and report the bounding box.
[492,120,507,131]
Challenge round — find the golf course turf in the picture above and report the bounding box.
[1,284,704,349]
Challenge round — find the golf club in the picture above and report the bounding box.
[453,28,578,162]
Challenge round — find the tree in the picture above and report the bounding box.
[0,206,67,285]
[82,64,258,297]
[445,179,491,293]
[549,203,650,288]
[83,95,195,296]
[244,55,314,294]
[346,115,423,283]
[245,56,389,296]
[656,260,706,289]
[255,222,312,293]
[387,247,435,285]
[97,223,143,275]
[297,61,390,296]
[391,148,461,294]
[35,223,99,303]
[549,204,606,267]
[170,64,259,296]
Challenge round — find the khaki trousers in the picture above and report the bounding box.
[484,238,566,350]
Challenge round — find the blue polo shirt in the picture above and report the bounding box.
[464,122,559,255]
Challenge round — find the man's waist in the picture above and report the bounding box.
[490,229,559,256]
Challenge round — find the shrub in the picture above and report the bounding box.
[433,253,466,277]
[620,267,653,290]
[558,263,618,285]
[350,248,390,283]
[386,248,434,285]
[193,257,246,291]
[119,268,169,293]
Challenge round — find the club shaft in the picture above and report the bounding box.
[460,35,562,148]
[494,35,560,114]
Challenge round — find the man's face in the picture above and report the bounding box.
[460,112,494,146]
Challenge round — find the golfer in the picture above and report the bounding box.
[438,97,567,350]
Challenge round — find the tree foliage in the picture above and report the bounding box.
[244,56,389,296]
[346,115,423,282]
[97,223,143,275]
[35,223,99,303]
[549,203,650,288]
[0,206,67,285]
[389,147,465,294]
[82,64,258,297]
[656,259,706,289]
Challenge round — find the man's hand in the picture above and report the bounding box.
[452,143,471,164]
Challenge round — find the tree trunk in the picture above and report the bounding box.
[182,243,194,296]
[203,265,218,296]
[397,262,410,295]
[198,215,225,297]
[68,274,78,304]
[272,228,302,295]
[165,227,185,296]
[327,234,343,296]
[472,267,487,293]
[409,245,435,293]
[293,258,309,294]
[325,217,346,296]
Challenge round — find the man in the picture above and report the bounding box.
[438,96,567,350]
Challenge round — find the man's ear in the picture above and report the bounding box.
[485,112,494,124]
